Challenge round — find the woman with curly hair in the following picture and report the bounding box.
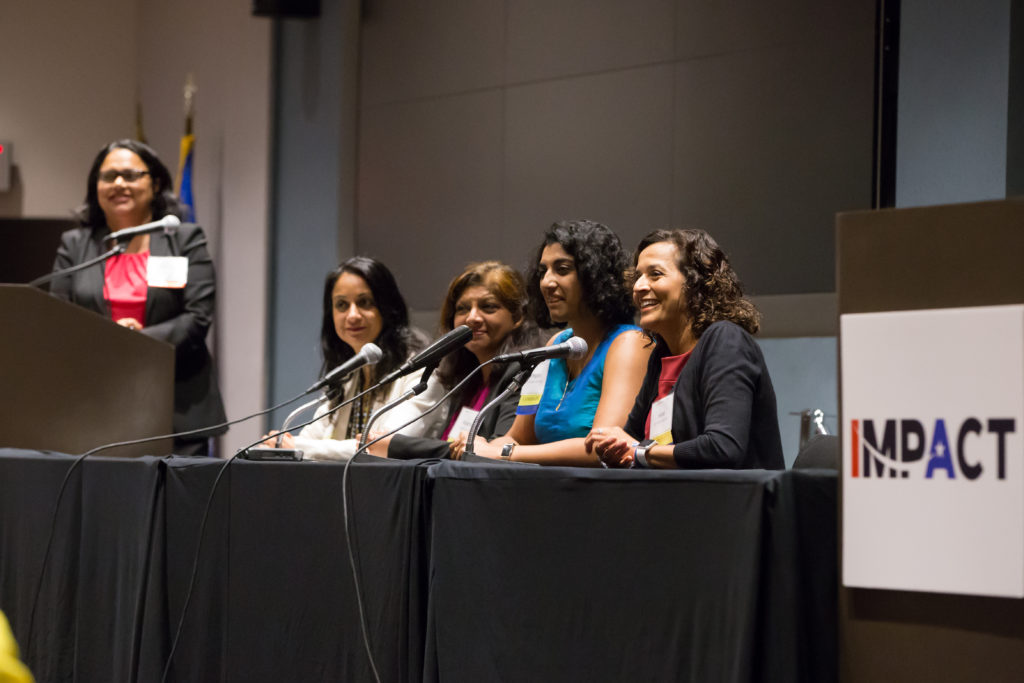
[471,220,650,466]
[265,256,445,460]
[586,229,783,469]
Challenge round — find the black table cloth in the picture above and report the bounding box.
[0,449,836,682]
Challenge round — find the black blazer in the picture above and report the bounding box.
[624,320,783,470]
[388,361,525,460]
[50,221,227,436]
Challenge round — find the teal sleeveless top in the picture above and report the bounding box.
[517,324,638,443]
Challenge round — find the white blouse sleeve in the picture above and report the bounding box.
[293,366,447,461]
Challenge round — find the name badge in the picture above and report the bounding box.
[147,256,188,288]
[448,407,480,440]
[650,394,674,445]
[517,360,550,408]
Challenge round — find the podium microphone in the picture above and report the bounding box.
[105,214,181,243]
[29,215,183,288]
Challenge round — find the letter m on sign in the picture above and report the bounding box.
[862,419,898,478]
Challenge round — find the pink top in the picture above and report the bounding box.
[441,382,491,441]
[104,251,149,326]
[644,350,692,439]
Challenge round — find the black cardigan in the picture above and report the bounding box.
[624,320,783,470]
[50,221,227,438]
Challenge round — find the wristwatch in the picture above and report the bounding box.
[633,439,655,469]
[500,443,516,461]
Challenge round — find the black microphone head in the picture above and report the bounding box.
[565,336,588,359]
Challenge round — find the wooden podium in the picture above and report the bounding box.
[837,197,1024,681]
[0,285,174,457]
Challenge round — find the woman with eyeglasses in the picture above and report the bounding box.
[49,139,225,455]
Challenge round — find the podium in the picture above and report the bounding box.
[0,285,173,457]
[837,198,1024,681]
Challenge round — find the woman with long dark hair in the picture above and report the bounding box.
[269,256,445,460]
[50,139,225,455]
[469,220,650,466]
[586,229,783,469]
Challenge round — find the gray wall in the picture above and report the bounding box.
[896,0,1013,207]
[356,0,876,308]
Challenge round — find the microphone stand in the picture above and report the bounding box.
[29,243,126,288]
[462,364,535,457]
[238,395,327,461]
[355,364,437,452]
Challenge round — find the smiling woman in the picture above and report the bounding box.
[374,261,543,460]
[468,220,651,467]
[49,139,226,455]
[586,229,784,470]
[262,256,445,461]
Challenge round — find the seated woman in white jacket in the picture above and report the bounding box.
[267,256,444,460]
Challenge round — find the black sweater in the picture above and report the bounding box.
[624,321,783,470]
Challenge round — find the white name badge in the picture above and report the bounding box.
[517,360,550,408]
[448,407,480,440]
[650,394,673,445]
[147,256,188,288]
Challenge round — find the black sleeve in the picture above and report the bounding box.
[140,224,216,350]
[49,228,85,302]
[671,323,763,469]
[387,434,451,460]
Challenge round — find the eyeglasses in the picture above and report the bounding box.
[98,169,150,183]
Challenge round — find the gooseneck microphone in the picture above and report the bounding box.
[492,336,588,365]
[306,343,383,393]
[105,214,181,243]
[377,326,473,385]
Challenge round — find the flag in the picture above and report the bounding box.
[175,74,196,222]
[176,132,195,222]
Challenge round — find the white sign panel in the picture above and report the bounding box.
[841,305,1024,597]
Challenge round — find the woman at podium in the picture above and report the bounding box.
[585,229,783,470]
[49,139,226,455]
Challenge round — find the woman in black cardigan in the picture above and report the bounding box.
[49,139,225,455]
[586,229,783,470]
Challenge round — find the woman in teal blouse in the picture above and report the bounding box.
[470,220,650,466]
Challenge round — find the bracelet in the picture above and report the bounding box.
[633,439,655,469]
[500,442,516,461]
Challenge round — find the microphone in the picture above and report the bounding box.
[378,325,472,385]
[306,343,382,393]
[105,214,181,243]
[492,336,588,365]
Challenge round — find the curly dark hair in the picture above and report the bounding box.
[526,219,635,330]
[634,229,760,337]
[435,261,540,390]
[319,256,424,406]
[75,139,183,229]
